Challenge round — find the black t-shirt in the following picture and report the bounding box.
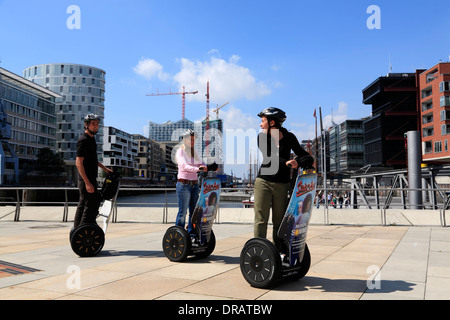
[76,133,98,184]
[257,127,310,183]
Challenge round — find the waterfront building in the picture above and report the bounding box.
[337,120,364,172]
[132,134,153,178]
[23,63,106,181]
[103,126,138,176]
[149,117,224,174]
[418,62,450,163]
[362,72,419,168]
[0,67,60,184]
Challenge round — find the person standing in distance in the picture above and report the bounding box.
[254,107,314,253]
[74,114,112,228]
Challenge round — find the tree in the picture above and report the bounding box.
[37,147,65,175]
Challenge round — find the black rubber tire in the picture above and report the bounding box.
[292,243,311,280]
[162,226,192,262]
[240,238,281,288]
[194,230,216,259]
[70,224,105,257]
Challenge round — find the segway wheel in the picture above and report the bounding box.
[240,238,281,288]
[294,243,311,280]
[194,230,216,259]
[70,224,105,257]
[162,226,191,262]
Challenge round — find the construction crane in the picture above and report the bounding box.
[212,102,229,119]
[146,86,198,120]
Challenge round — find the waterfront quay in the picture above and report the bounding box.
[0,203,449,301]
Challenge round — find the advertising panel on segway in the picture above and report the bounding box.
[240,169,317,288]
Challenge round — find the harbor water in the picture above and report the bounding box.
[117,190,245,208]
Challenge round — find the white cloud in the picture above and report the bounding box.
[289,122,316,141]
[173,55,271,103]
[133,58,170,81]
[322,101,348,129]
[220,105,260,131]
[287,102,349,141]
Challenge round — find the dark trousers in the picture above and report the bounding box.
[74,180,101,228]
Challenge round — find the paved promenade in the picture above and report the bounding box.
[0,206,449,300]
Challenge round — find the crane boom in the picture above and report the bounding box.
[147,86,198,119]
[213,102,229,119]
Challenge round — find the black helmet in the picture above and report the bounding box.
[257,107,286,126]
[84,113,100,124]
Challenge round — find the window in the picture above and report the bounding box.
[440,96,450,107]
[422,101,433,112]
[422,114,433,124]
[440,110,450,121]
[435,141,442,153]
[423,127,434,137]
[440,81,450,93]
[424,141,433,153]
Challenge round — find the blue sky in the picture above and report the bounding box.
[1,0,450,177]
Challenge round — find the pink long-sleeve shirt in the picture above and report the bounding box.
[176,147,204,181]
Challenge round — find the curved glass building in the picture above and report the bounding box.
[23,63,105,181]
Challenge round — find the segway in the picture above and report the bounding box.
[70,172,120,257]
[162,165,220,262]
[240,167,317,288]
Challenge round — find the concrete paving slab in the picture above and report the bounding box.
[0,216,449,300]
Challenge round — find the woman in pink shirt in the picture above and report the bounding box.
[175,129,206,236]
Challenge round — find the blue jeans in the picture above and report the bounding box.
[175,181,199,236]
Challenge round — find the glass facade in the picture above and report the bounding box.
[0,67,59,168]
[23,64,106,167]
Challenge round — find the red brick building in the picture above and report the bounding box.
[419,62,450,163]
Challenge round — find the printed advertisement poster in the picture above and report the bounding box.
[277,173,317,266]
[191,178,221,244]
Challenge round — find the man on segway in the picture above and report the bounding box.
[74,113,112,228]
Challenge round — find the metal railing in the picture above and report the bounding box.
[0,186,449,226]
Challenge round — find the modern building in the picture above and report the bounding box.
[149,118,194,146]
[418,62,450,163]
[338,120,364,172]
[362,72,419,168]
[0,67,60,184]
[132,134,153,178]
[23,63,106,180]
[103,126,138,176]
[149,117,224,174]
[149,140,163,181]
